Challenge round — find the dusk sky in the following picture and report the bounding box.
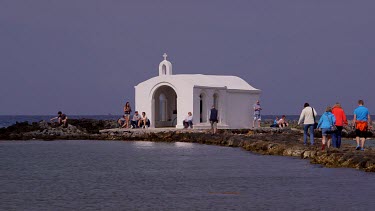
[1,1,374,115]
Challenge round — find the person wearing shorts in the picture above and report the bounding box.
[123,101,132,128]
[209,106,218,134]
[253,100,262,128]
[353,100,372,151]
[317,107,336,150]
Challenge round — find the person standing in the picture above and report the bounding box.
[317,107,336,150]
[298,103,318,145]
[331,103,348,148]
[353,100,372,151]
[123,102,132,128]
[253,100,262,128]
[209,106,218,134]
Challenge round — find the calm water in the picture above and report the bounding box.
[1,140,375,210]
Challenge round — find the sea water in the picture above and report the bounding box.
[1,140,374,210]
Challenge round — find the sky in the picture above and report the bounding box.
[0,1,374,115]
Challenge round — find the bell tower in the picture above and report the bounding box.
[158,53,173,76]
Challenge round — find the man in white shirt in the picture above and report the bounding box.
[298,103,318,145]
[253,100,262,128]
[183,112,193,129]
[131,111,142,128]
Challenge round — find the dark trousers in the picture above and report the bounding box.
[139,119,150,127]
[332,126,343,148]
[270,124,278,128]
[183,120,193,128]
[131,120,139,128]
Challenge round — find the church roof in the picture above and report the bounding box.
[137,74,259,91]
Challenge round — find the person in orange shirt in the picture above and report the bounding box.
[331,103,348,148]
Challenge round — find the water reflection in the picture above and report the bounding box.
[132,141,155,148]
[174,142,194,148]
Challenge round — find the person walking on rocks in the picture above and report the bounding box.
[123,102,132,128]
[298,103,317,145]
[317,107,336,150]
[331,103,348,148]
[353,100,372,151]
[253,100,262,128]
[209,106,219,134]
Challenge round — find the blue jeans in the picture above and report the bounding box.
[303,124,314,145]
[131,120,139,128]
[331,126,343,148]
[183,120,193,128]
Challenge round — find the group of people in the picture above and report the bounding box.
[298,100,372,151]
[118,102,149,129]
[50,99,372,151]
[270,115,289,128]
[118,101,219,133]
[183,106,219,134]
[253,100,289,128]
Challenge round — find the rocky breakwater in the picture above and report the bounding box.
[0,119,118,140]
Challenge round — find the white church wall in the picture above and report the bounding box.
[226,91,260,129]
[193,87,230,129]
[134,54,261,129]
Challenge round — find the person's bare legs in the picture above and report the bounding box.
[327,136,331,148]
[252,119,256,128]
[322,136,327,150]
[125,116,130,128]
[258,120,261,128]
[360,138,366,148]
[356,136,360,148]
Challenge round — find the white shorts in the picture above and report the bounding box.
[254,114,261,120]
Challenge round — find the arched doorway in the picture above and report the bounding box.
[152,85,177,128]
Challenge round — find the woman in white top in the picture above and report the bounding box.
[138,112,149,128]
[298,103,317,145]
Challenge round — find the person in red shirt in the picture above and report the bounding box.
[331,103,348,148]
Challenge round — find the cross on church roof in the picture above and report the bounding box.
[163,53,168,60]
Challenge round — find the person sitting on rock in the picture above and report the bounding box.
[183,112,193,129]
[50,111,68,127]
[138,112,150,128]
[270,116,279,127]
[117,115,126,128]
[131,111,142,128]
[278,115,289,128]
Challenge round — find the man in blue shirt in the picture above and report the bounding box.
[353,100,372,150]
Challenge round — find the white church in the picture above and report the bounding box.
[135,54,261,129]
